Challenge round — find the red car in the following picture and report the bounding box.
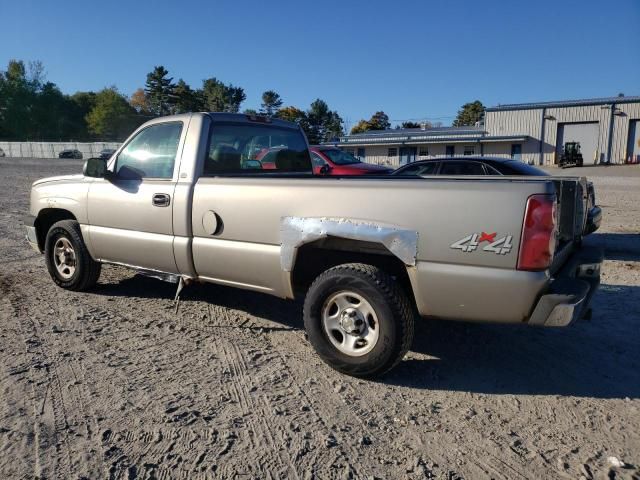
[255,145,392,175]
[309,146,392,175]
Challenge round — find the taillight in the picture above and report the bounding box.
[517,194,557,271]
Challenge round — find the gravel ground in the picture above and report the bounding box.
[1,158,639,480]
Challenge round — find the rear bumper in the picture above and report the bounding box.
[585,206,602,234]
[528,245,603,327]
[24,214,40,252]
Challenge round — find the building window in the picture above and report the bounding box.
[445,145,455,157]
[388,148,398,157]
[357,147,365,159]
[419,146,428,156]
[511,144,522,160]
[463,146,475,156]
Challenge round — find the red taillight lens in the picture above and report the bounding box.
[517,194,557,271]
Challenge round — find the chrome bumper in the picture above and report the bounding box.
[528,246,603,327]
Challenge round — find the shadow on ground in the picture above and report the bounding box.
[587,232,640,261]
[388,282,640,399]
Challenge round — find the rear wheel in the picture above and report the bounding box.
[45,220,101,291]
[303,263,414,378]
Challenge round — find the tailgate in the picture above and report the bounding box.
[550,177,589,271]
[552,177,588,243]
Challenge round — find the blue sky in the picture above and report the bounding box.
[1,0,639,128]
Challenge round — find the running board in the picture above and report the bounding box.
[101,260,181,284]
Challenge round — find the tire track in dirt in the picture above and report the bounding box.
[12,273,301,479]
[72,273,377,478]
[184,295,377,478]
[8,265,399,478]
[0,274,74,480]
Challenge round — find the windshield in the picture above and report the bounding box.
[320,148,361,165]
[503,161,548,176]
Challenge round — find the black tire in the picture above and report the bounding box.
[44,220,101,291]
[303,263,415,378]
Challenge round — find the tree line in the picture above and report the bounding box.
[0,59,484,143]
[0,61,345,144]
[349,100,484,134]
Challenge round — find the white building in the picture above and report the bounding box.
[329,96,640,167]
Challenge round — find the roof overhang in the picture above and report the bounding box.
[479,136,528,143]
[486,96,640,112]
[327,135,529,147]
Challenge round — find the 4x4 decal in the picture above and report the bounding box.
[450,232,513,255]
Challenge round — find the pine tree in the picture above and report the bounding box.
[144,66,176,116]
[260,90,283,116]
[452,100,485,126]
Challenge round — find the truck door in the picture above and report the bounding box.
[86,121,186,273]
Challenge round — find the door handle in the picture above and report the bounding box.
[152,193,171,207]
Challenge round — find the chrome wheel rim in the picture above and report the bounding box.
[321,291,379,357]
[53,237,76,279]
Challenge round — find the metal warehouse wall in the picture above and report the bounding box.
[351,144,489,167]
[614,102,640,163]
[354,145,397,166]
[0,142,121,159]
[484,109,543,164]
[485,101,640,165]
[482,143,513,158]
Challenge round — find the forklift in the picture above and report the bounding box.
[559,142,584,168]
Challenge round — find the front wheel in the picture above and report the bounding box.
[44,220,101,291]
[303,263,415,378]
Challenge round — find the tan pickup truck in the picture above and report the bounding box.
[25,113,602,377]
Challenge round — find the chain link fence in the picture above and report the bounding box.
[0,141,121,159]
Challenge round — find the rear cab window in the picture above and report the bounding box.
[203,121,312,175]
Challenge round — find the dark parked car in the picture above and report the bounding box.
[58,149,83,159]
[392,156,549,177]
[393,156,601,234]
[98,148,117,160]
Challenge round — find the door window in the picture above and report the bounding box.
[399,162,439,175]
[439,161,486,175]
[115,122,182,179]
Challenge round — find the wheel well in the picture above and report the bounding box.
[35,209,77,251]
[291,238,414,299]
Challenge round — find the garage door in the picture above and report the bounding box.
[556,122,600,165]
[628,120,640,163]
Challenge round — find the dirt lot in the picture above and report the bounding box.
[1,158,639,480]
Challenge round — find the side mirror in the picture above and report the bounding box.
[83,157,108,178]
[319,164,332,175]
